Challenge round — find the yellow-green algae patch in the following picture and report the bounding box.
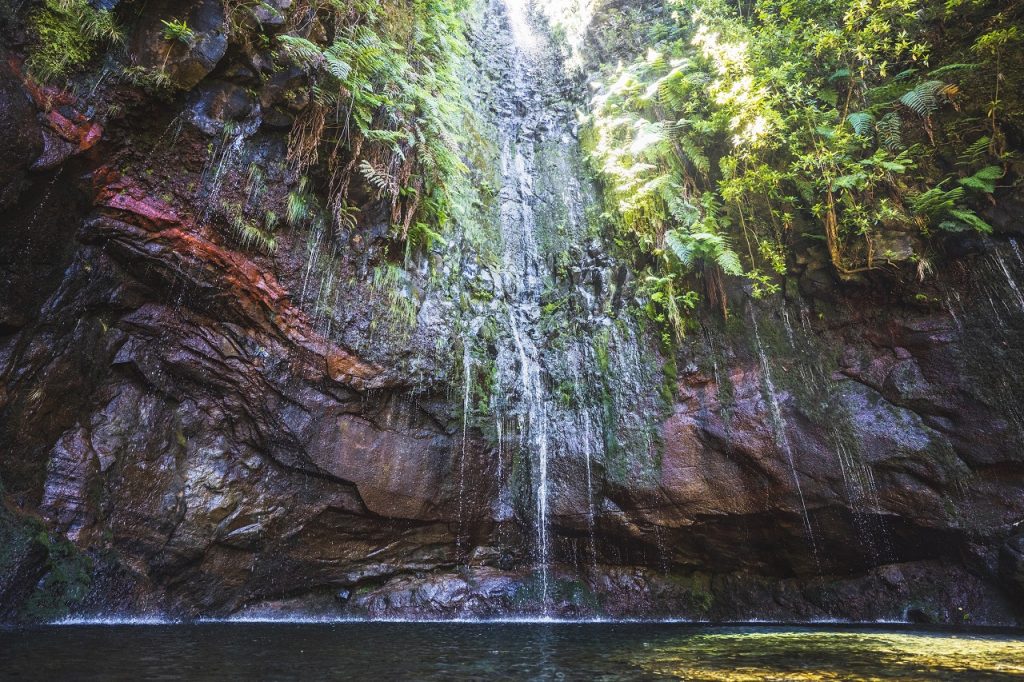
[634,630,1024,681]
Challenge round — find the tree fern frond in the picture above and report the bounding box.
[928,63,978,77]
[877,112,903,151]
[360,160,398,198]
[715,247,744,276]
[665,229,697,268]
[847,111,876,137]
[910,184,964,217]
[948,208,993,233]
[277,35,323,67]
[899,80,949,117]
[958,136,991,166]
[323,52,352,81]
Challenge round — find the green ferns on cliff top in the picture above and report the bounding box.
[276,0,473,258]
[582,0,1021,340]
[24,0,475,266]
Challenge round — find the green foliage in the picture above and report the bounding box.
[959,165,1003,193]
[225,203,278,254]
[24,532,93,622]
[876,113,904,151]
[665,230,743,276]
[287,176,315,228]
[160,19,196,45]
[910,183,992,234]
[276,0,473,257]
[582,0,1019,341]
[847,112,876,137]
[371,263,419,337]
[899,80,955,118]
[27,0,120,81]
[119,64,174,93]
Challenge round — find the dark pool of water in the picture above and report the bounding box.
[1,622,1023,680]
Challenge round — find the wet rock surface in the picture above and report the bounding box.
[0,0,1022,626]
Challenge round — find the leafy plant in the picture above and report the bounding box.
[160,19,195,45]
[275,0,473,259]
[581,0,1018,339]
[899,80,955,118]
[27,0,120,81]
[847,112,876,138]
[959,165,1003,194]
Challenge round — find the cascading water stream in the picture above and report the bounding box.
[479,0,566,611]
[468,0,661,611]
[992,248,1024,314]
[749,310,819,562]
[458,331,475,555]
[580,412,598,573]
[506,307,551,605]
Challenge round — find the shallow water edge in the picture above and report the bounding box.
[3,623,1023,681]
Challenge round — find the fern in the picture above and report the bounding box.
[829,67,852,82]
[323,50,352,81]
[277,35,323,67]
[958,137,991,166]
[911,184,990,233]
[360,160,397,198]
[877,112,903,151]
[679,136,710,174]
[831,172,868,192]
[847,112,876,137]
[665,229,743,276]
[226,205,277,254]
[947,209,993,233]
[910,184,965,217]
[928,63,978,77]
[899,80,953,118]
[665,229,697,268]
[287,177,313,227]
[959,165,1002,194]
[715,247,744,276]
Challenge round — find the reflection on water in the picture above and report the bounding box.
[635,630,1024,681]
[0,623,1022,681]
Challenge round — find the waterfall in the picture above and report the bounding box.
[477,0,565,610]
[506,307,551,605]
[749,309,819,561]
[992,249,1024,314]
[458,331,475,555]
[580,412,598,573]
[457,0,663,611]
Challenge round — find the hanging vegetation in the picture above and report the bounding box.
[582,0,1022,341]
[275,0,472,258]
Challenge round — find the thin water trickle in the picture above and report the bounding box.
[749,310,819,562]
[458,332,474,556]
[507,308,551,605]
[1011,238,1024,270]
[992,249,1024,314]
[198,119,259,222]
[25,170,62,233]
[943,287,964,331]
[580,412,598,573]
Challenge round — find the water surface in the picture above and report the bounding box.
[1,623,1022,680]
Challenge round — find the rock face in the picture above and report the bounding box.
[0,0,1022,625]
